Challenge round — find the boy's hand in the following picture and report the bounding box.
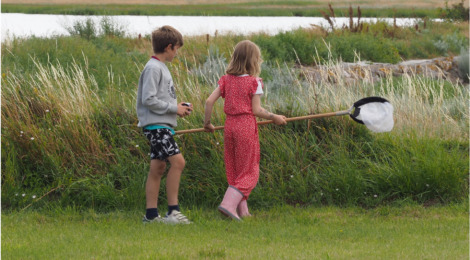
[273,115,287,125]
[177,102,193,117]
[204,123,215,133]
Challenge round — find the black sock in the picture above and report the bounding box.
[167,205,180,215]
[146,208,159,220]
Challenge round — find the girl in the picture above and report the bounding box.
[204,40,287,221]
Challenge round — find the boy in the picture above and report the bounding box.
[136,25,193,224]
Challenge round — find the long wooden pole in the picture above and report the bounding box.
[174,110,350,134]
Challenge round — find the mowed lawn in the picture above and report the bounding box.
[2,204,468,259]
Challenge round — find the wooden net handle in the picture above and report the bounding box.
[174,110,349,134]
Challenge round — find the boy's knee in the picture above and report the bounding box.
[171,156,186,170]
[149,160,167,177]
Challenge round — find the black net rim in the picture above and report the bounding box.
[349,96,391,125]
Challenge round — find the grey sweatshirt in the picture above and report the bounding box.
[136,58,178,128]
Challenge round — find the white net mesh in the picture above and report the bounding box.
[355,102,394,133]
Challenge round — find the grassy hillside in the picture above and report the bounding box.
[1,18,468,211]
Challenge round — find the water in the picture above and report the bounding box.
[1,13,425,41]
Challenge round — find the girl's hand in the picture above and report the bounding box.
[273,115,287,125]
[204,123,215,132]
[177,102,192,117]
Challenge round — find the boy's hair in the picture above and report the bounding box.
[151,25,184,54]
[226,40,263,77]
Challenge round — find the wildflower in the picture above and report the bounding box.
[426,184,429,187]
[48,128,51,131]
[335,188,339,191]
[22,193,25,197]
[15,193,18,196]
[320,192,323,196]
[20,131,24,134]
[32,195,36,199]
[374,194,378,198]
[290,175,294,178]
[216,142,220,145]
[45,109,50,113]
[364,192,367,194]
[30,137,35,140]
[135,145,139,148]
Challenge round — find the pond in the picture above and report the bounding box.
[1,13,426,41]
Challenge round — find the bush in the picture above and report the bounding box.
[438,0,469,21]
[458,47,469,82]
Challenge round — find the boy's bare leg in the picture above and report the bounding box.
[146,159,167,209]
[166,154,186,205]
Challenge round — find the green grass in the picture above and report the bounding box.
[2,203,468,259]
[1,3,440,18]
[1,19,468,211]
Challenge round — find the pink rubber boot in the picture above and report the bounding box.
[218,186,244,221]
[237,199,252,218]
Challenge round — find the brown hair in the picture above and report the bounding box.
[151,25,184,54]
[226,40,262,76]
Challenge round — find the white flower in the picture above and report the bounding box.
[32,195,36,199]
[45,109,49,113]
[15,193,18,196]
[22,193,25,197]
[320,192,323,196]
[374,194,378,198]
[135,145,139,148]
[426,184,429,187]
[290,175,294,178]
[20,131,24,134]
[364,192,367,194]
[30,137,35,140]
[49,128,51,131]
[335,188,339,191]
[216,142,220,145]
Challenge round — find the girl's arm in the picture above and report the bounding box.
[252,94,287,125]
[204,87,222,132]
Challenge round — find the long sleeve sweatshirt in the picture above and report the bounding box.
[136,58,178,128]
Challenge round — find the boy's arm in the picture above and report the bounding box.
[204,87,221,132]
[252,94,287,125]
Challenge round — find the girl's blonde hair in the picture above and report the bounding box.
[226,40,263,76]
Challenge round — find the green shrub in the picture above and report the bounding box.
[458,47,469,82]
[438,0,469,21]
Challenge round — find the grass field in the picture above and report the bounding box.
[2,204,468,259]
[1,0,464,8]
[3,0,467,17]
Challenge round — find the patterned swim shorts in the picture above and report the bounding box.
[143,128,181,161]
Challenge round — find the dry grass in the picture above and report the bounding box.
[2,0,466,8]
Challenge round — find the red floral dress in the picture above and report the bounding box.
[219,74,262,199]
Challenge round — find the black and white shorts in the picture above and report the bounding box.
[143,128,181,161]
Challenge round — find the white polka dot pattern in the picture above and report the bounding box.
[219,75,262,199]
